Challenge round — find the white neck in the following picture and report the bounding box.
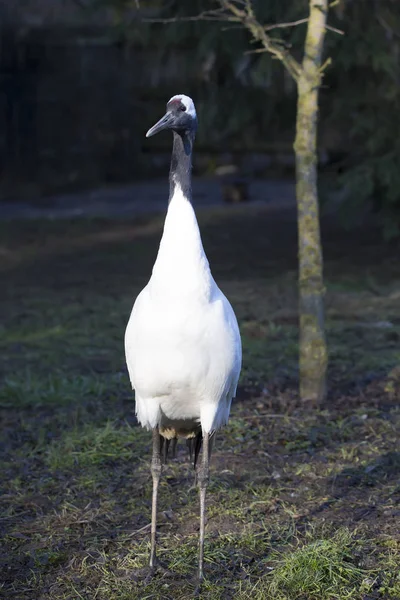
[150,183,212,297]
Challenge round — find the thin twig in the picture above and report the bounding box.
[319,56,332,73]
[326,23,344,35]
[143,16,234,24]
[143,0,304,82]
[218,0,301,81]
[143,8,233,24]
[244,48,268,55]
[264,17,308,31]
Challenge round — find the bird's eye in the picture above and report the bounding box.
[180,105,186,112]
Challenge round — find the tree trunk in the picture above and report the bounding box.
[294,0,328,403]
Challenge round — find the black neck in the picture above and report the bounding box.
[169,131,194,203]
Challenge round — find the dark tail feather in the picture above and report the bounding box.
[160,437,171,464]
[186,438,193,464]
[160,436,178,464]
[160,435,165,460]
[171,437,177,459]
[186,433,203,469]
[194,432,202,469]
[187,431,217,469]
[187,433,202,469]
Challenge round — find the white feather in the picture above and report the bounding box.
[169,94,197,119]
[125,175,241,435]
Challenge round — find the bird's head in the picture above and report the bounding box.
[146,95,197,138]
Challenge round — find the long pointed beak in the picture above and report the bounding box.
[146,112,174,138]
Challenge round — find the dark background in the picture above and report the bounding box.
[1,0,399,234]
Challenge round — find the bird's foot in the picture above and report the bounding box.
[129,560,171,584]
[193,577,203,597]
[143,564,156,585]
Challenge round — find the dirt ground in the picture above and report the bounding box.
[1,201,399,599]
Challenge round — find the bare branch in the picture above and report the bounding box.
[143,7,236,25]
[244,48,269,55]
[141,0,341,83]
[325,24,344,35]
[216,0,302,81]
[143,0,302,80]
[319,56,332,73]
[264,17,309,32]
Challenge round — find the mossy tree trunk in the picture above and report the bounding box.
[294,0,328,402]
[207,0,330,402]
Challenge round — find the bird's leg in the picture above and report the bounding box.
[197,431,210,583]
[150,428,162,569]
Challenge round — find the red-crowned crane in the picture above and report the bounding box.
[124,95,242,583]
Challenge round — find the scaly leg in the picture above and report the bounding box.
[150,428,162,569]
[197,431,210,582]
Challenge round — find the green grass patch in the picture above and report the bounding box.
[0,371,128,408]
[46,421,147,469]
[264,528,367,600]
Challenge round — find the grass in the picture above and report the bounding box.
[265,528,368,599]
[0,371,126,408]
[45,420,146,469]
[1,205,400,599]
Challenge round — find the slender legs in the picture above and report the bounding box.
[149,428,212,581]
[150,428,162,569]
[197,431,210,582]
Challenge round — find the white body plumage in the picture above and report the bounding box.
[125,182,242,437]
